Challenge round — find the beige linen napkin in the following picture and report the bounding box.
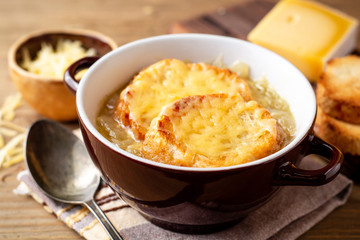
[14,155,352,240]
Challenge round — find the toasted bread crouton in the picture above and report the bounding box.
[114,59,252,140]
[315,107,360,156]
[142,94,284,168]
[317,55,360,124]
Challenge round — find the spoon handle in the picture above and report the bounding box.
[84,199,123,240]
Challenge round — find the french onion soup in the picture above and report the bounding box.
[96,59,295,168]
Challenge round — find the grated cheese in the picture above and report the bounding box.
[0,93,26,168]
[21,39,96,79]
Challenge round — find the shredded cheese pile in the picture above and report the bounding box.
[0,93,26,168]
[21,39,96,79]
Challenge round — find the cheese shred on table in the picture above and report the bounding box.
[0,93,26,168]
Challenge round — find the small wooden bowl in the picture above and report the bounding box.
[8,29,117,121]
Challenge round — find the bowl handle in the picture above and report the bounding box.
[274,135,343,186]
[64,56,99,95]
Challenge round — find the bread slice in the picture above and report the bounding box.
[317,55,360,124]
[315,106,360,156]
[142,94,284,168]
[114,59,252,140]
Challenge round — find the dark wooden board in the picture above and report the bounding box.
[169,0,275,39]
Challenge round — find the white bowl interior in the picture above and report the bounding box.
[77,34,316,170]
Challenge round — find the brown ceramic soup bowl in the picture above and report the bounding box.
[64,34,343,233]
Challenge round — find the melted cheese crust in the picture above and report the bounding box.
[115,59,252,140]
[142,94,283,168]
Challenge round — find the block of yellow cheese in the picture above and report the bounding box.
[247,0,358,82]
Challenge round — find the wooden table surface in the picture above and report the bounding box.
[1,0,360,239]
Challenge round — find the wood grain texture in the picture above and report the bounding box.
[1,0,360,239]
[170,0,275,39]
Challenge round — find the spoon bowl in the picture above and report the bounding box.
[25,119,122,240]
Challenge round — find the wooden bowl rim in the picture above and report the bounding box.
[8,28,118,82]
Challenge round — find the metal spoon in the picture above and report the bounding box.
[25,119,123,240]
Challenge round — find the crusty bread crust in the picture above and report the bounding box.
[114,59,252,141]
[315,107,360,156]
[317,55,360,124]
[142,94,284,168]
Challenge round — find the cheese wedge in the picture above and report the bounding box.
[248,0,358,82]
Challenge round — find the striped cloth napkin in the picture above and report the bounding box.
[15,156,352,240]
